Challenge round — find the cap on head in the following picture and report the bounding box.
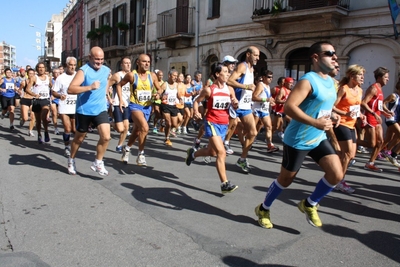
[20,68,25,72]
[284,77,294,83]
[223,55,238,63]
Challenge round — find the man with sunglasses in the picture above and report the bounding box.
[254,41,343,229]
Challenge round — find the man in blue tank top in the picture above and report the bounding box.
[67,46,111,176]
[0,68,16,131]
[254,41,343,229]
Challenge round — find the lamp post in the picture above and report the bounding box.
[29,24,46,63]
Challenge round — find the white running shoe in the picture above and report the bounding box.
[121,146,130,164]
[90,161,109,176]
[136,154,147,166]
[68,159,77,175]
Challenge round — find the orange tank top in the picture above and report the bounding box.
[335,84,363,129]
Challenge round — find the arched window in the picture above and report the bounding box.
[286,47,311,81]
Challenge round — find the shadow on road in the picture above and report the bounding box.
[222,255,295,267]
[322,224,400,264]
[121,182,254,224]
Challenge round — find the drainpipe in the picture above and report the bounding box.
[144,0,149,54]
[195,0,199,71]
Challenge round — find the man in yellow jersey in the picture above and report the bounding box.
[117,54,162,166]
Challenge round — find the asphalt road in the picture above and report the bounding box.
[0,117,399,267]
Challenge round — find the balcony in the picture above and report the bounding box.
[252,0,350,34]
[157,6,195,49]
[46,22,53,33]
[46,47,54,57]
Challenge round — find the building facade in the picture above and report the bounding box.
[0,41,17,71]
[63,0,400,98]
[45,13,64,69]
[61,0,84,67]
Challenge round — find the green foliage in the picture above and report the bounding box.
[271,0,285,16]
[86,30,98,40]
[99,24,112,33]
[116,21,129,31]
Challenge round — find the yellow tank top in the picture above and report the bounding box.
[130,70,153,106]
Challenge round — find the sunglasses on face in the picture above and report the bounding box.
[320,50,336,57]
[267,76,273,78]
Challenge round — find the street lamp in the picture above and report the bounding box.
[29,24,45,63]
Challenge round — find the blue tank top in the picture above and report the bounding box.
[283,72,336,150]
[192,80,202,92]
[1,77,16,98]
[76,63,110,115]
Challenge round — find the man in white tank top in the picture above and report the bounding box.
[108,57,132,153]
[160,69,181,146]
[227,46,259,173]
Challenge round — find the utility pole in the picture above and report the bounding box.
[29,24,47,69]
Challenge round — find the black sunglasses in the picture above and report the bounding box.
[320,50,336,57]
[267,76,273,78]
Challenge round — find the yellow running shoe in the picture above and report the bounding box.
[254,204,273,229]
[297,199,322,227]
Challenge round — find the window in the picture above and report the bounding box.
[129,0,146,45]
[69,26,73,53]
[286,48,311,81]
[90,19,95,31]
[76,19,80,58]
[112,4,127,46]
[169,62,188,75]
[99,12,111,47]
[208,0,220,19]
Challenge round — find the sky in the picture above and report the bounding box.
[1,0,69,68]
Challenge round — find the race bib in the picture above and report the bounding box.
[317,109,332,119]
[349,105,360,119]
[378,100,383,111]
[122,84,130,92]
[167,95,177,105]
[137,90,151,102]
[212,96,230,110]
[58,95,77,114]
[5,83,14,91]
[39,92,49,99]
[261,101,270,112]
[238,90,252,109]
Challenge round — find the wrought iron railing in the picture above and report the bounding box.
[253,0,350,16]
[157,6,195,38]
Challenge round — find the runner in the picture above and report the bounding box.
[118,53,161,166]
[186,62,239,193]
[0,68,17,131]
[108,57,132,152]
[254,41,343,229]
[67,46,111,176]
[24,62,52,143]
[51,57,77,157]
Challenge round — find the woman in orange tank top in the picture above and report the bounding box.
[332,64,366,194]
